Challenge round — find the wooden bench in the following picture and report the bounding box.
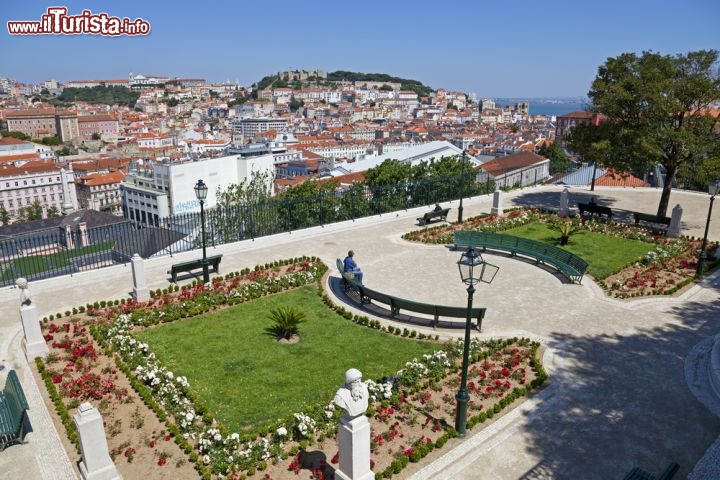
[454,230,588,284]
[168,254,222,282]
[0,370,30,452]
[578,202,613,219]
[623,462,679,480]
[633,212,671,232]
[356,283,487,330]
[417,208,450,226]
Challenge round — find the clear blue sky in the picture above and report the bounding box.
[2,0,718,98]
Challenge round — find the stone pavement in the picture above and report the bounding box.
[1,185,719,479]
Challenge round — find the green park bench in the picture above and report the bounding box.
[0,370,30,452]
[417,208,450,226]
[578,201,613,219]
[168,254,223,282]
[336,258,361,293]
[622,462,679,480]
[335,259,486,329]
[633,212,671,232]
[454,230,588,284]
[361,284,487,330]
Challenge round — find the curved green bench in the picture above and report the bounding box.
[335,258,486,329]
[453,230,588,284]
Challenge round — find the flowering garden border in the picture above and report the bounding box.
[35,256,548,479]
[403,208,718,299]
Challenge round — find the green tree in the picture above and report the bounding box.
[276,179,340,229]
[289,98,304,111]
[0,205,10,225]
[1,130,32,141]
[537,141,571,174]
[568,49,720,217]
[17,200,44,222]
[208,170,274,242]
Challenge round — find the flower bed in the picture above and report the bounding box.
[36,256,547,480]
[403,208,718,299]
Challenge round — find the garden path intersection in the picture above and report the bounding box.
[1,186,719,480]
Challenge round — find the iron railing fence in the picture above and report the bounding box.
[0,164,713,287]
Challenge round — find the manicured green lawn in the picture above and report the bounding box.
[136,285,438,431]
[1,241,115,281]
[503,222,652,279]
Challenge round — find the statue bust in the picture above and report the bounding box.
[16,277,32,307]
[333,368,369,419]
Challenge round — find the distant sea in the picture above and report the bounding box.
[494,98,589,117]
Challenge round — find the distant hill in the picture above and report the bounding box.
[326,71,433,96]
[253,71,434,97]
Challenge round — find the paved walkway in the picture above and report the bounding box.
[1,185,719,479]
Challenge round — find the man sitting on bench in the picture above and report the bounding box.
[343,250,364,284]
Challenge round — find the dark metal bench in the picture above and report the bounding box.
[623,462,679,480]
[417,208,450,226]
[578,202,613,219]
[168,254,223,282]
[454,230,588,284]
[633,212,671,231]
[0,370,30,452]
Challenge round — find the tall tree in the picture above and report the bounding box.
[568,50,720,217]
[537,141,571,174]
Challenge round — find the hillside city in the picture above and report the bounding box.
[0,70,604,229]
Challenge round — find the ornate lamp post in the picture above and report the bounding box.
[194,179,210,284]
[457,150,467,223]
[696,179,720,277]
[455,247,499,437]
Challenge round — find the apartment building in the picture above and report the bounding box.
[77,114,120,139]
[230,118,289,138]
[0,161,77,219]
[5,109,57,138]
[75,170,125,214]
[121,151,275,226]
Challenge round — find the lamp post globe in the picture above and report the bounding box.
[194,179,210,284]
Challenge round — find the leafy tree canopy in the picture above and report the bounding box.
[58,85,140,107]
[567,49,720,216]
[537,141,571,174]
[326,71,433,97]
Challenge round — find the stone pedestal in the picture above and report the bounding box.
[74,403,122,480]
[667,203,683,238]
[335,415,374,480]
[21,305,48,361]
[491,188,503,216]
[559,187,569,217]
[131,253,149,302]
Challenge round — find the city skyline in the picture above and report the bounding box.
[2,0,719,98]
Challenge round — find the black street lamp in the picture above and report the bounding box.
[194,179,210,284]
[457,150,467,223]
[455,247,499,437]
[696,179,720,277]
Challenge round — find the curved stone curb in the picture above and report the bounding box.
[685,335,720,418]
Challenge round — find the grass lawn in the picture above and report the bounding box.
[136,285,438,431]
[503,222,652,279]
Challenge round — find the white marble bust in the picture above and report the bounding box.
[333,368,369,419]
[16,277,32,307]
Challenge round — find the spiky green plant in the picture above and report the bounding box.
[266,306,307,340]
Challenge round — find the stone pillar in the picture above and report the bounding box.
[491,188,503,216]
[79,222,89,247]
[21,303,48,361]
[667,204,683,238]
[65,224,75,249]
[74,403,122,480]
[559,187,569,217]
[131,253,149,302]
[335,415,374,480]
